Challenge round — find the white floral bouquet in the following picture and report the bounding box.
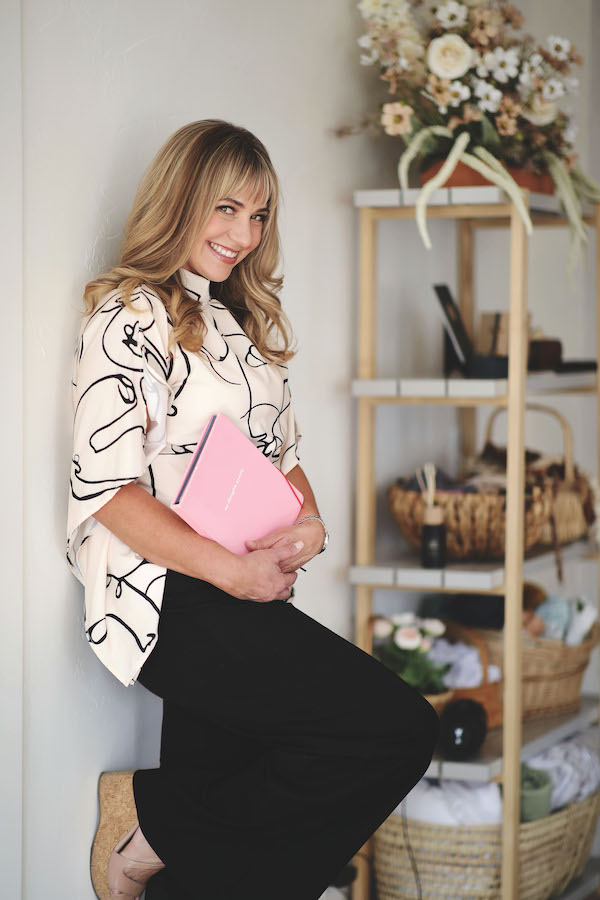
[372,612,450,694]
[353,0,600,252]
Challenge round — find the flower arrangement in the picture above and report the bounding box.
[353,0,600,253]
[372,612,450,694]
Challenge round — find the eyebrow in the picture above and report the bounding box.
[221,197,270,213]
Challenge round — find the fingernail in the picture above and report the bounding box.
[294,540,304,551]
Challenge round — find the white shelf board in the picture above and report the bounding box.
[351,378,399,397]
[424,696,599,783]
[349,541,593,592]
[348,565,396,587]
[352,186,594,216]
[559,858,600,900]
[402,187,450,206]
[353,188,402,207]
[399,378,448,397]
[351,372,597,400]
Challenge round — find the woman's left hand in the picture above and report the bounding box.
[245,520,324,573]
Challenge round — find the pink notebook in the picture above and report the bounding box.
[170,413,303,555]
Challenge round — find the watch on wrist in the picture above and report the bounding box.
[296,515,329,554]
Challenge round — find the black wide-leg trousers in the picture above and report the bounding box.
[133,569,439,899]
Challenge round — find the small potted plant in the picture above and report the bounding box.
[371,613,453,712]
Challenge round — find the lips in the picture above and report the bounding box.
[207,241,239,264]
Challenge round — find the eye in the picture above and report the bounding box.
[217,205,235,215]
[252,213,268,223]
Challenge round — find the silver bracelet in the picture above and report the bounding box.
[296,514,329,554]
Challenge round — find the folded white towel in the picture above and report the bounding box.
[442,780,503,825]
[397,778,502,826]
[527,728,600,810]
[400,778,459,825]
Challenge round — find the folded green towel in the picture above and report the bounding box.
[520,762,552,822]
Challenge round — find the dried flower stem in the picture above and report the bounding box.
[415,131,471,248]
[469,146,533,235]
[397,125,453,192]
[543,150,587,245]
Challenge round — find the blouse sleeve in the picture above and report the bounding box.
[279,371,302,476]
[66,287,172,582]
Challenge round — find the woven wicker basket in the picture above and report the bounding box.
[387,481,552,562]
[374,791,600,900]
[482,404,593,548]
[464,622,600,719]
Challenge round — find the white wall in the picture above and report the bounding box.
[5,0,598,896]
[11,0,395,897]
[1,3,24,899]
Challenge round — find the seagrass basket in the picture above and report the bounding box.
[481,404,594,549]
[373,791,600,900]
[387,481,552,562]
[464,621,600,719]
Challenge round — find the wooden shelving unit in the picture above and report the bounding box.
[349,191,600,900]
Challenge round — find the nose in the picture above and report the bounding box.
[227,215,254,249]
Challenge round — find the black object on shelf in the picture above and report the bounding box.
[438,699,488,760]
[435,284,509,379]
[466,355,508,378]
[554,359,597,373]
[330,863,358,887]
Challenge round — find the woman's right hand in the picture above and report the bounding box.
[228,540,303,603]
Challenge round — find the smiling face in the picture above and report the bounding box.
[183,186,269,282]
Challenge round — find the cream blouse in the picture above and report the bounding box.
[66,267,301,686]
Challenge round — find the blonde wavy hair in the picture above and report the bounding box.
[83,119,296,364]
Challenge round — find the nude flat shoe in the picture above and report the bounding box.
[107,823,165,898]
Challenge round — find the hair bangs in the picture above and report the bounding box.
[220,152,277,214]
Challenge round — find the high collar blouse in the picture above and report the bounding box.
[66,268,301,686]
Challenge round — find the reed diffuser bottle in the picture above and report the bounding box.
[418,463,446,569]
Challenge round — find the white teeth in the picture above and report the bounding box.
[209,241,237,258]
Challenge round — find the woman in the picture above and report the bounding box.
[67,119,439,900]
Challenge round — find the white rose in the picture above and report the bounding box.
[373,618,394,639]
[421,618,446,637]
[393,626,422,650]
[427,34,474,80]
[391,611,416,626]
[522,94,558,126]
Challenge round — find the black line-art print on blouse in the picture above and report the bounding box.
[66,267,301,686]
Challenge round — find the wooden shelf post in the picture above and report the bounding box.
[500,203,528,899]
[352,208,379,900]
[458,219,477,464]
